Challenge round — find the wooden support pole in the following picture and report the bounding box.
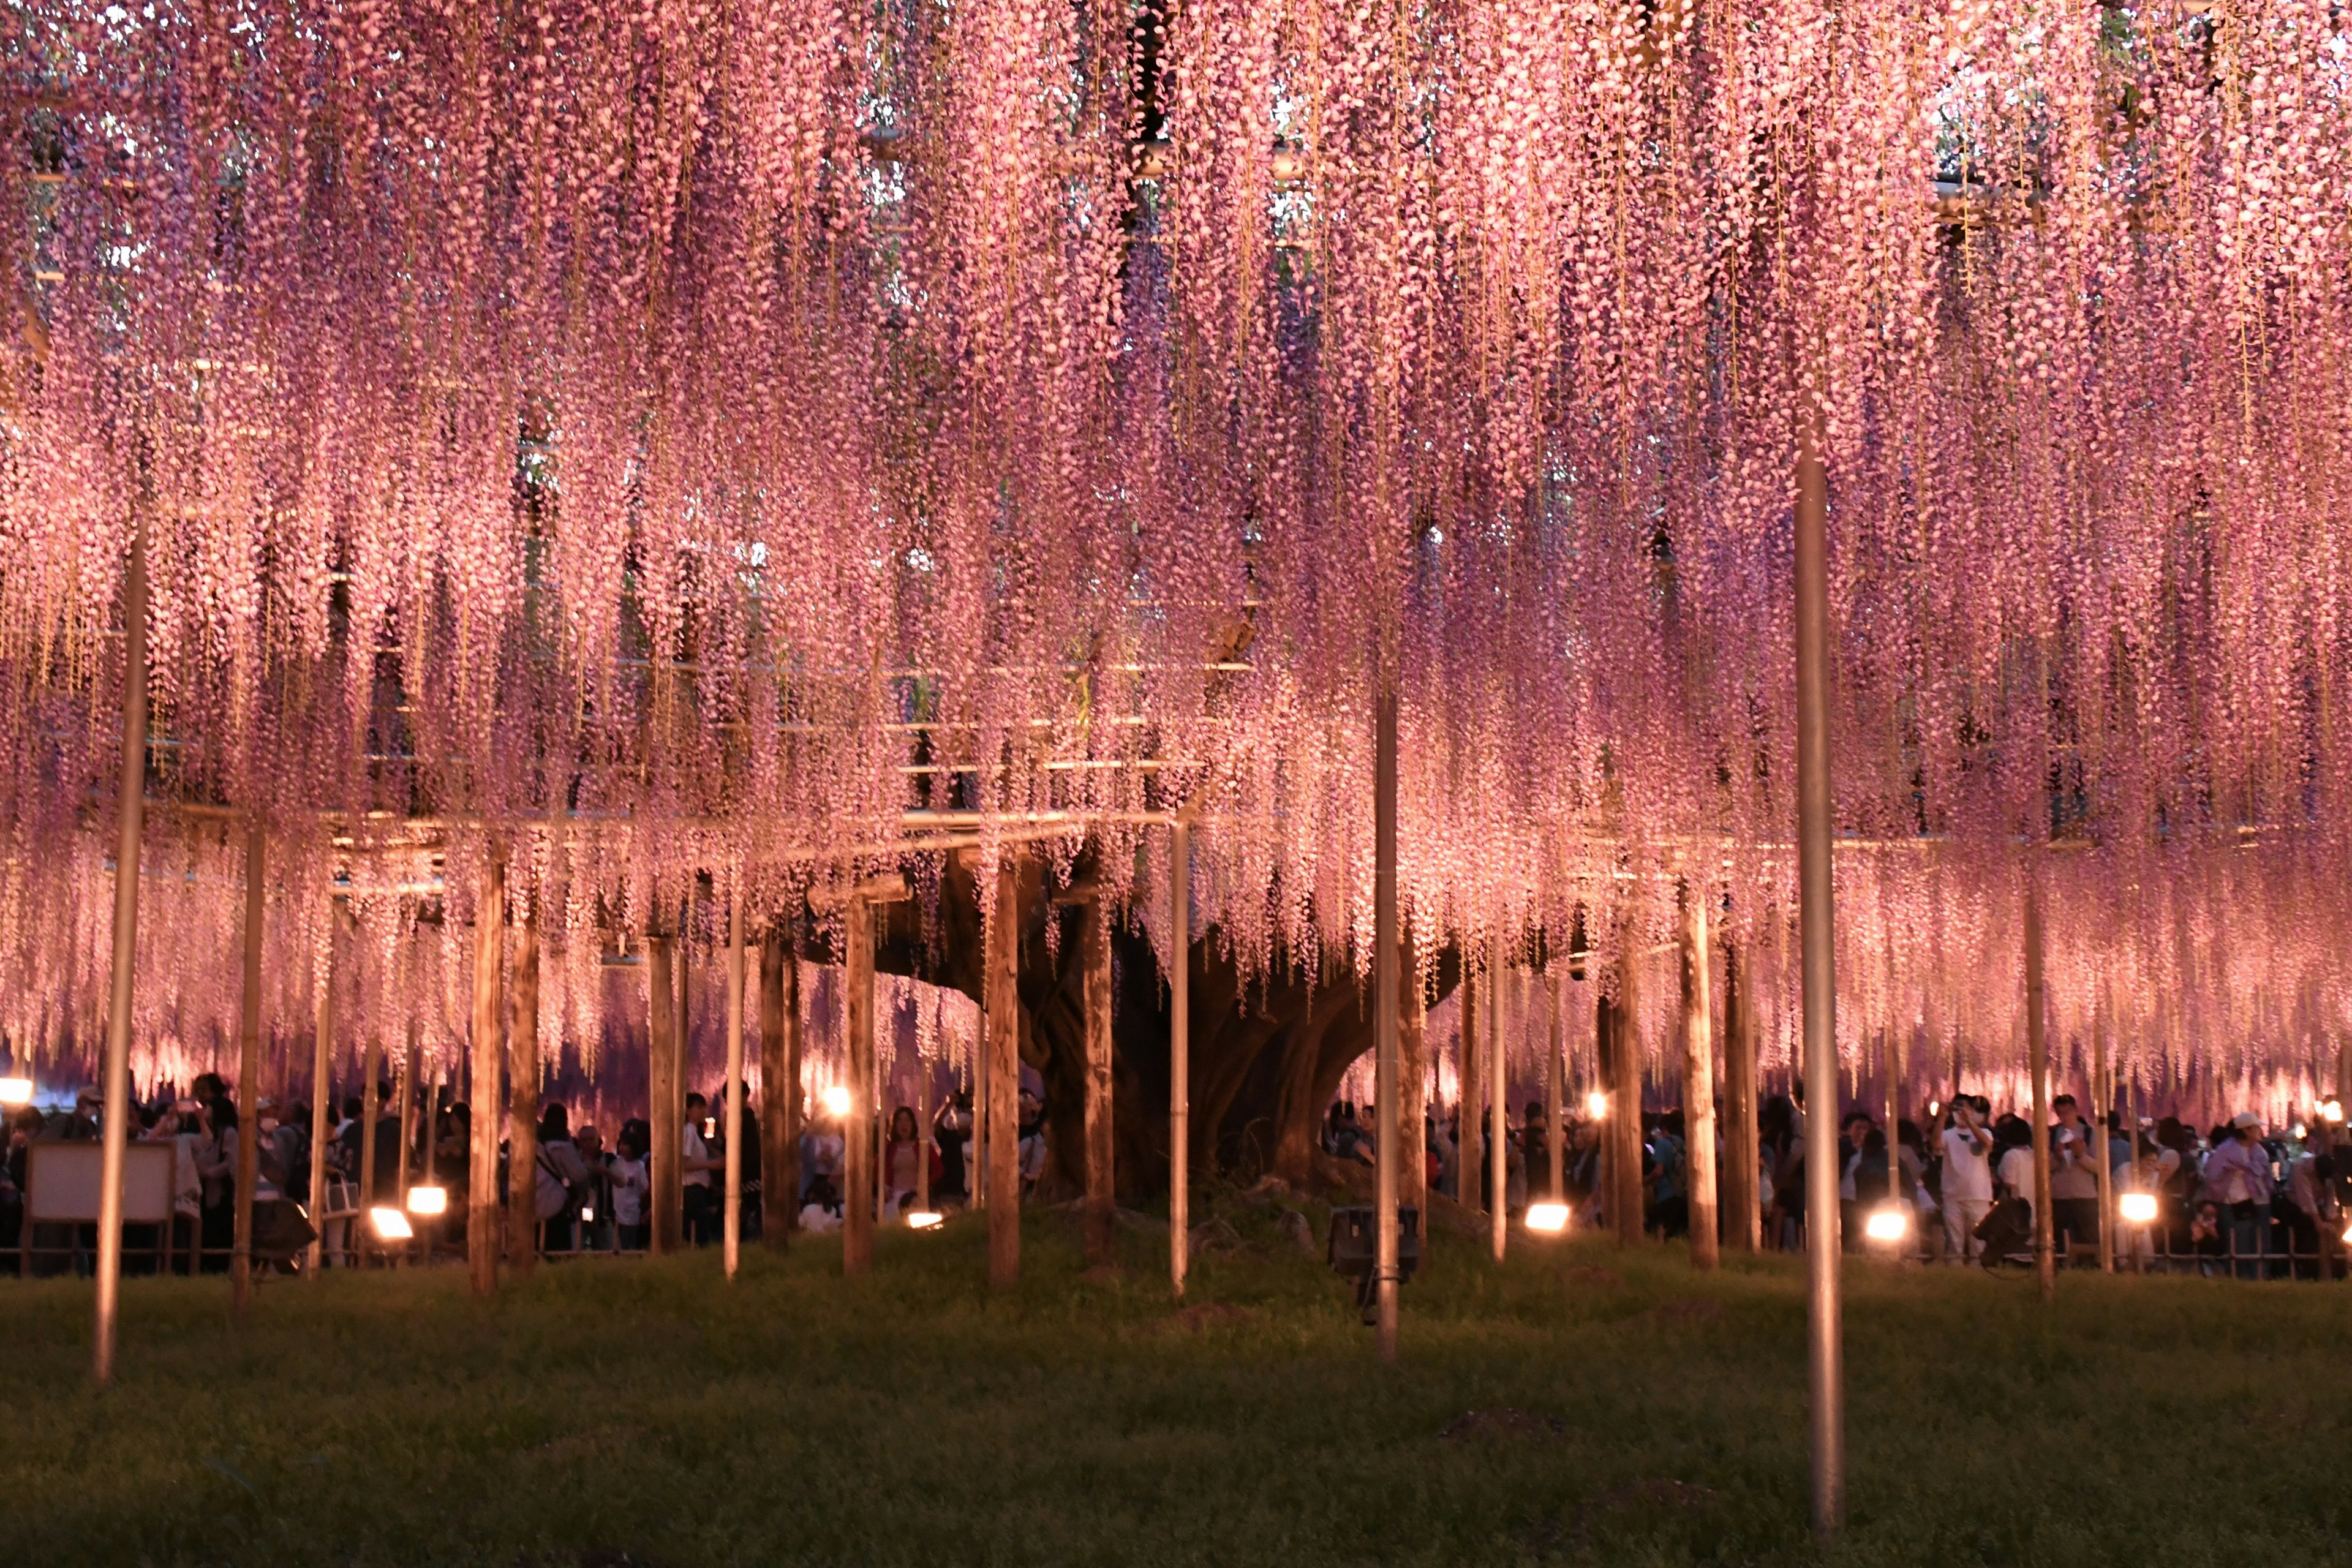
[843,891,877,1276]
[1401,929,1428,1224]
[2026,867,2054,1301]
[306,916,334,1278]
[1795,390,1843,1534]
[1490,944,1508,1262]
[91,513,147,1385]
[647,930,680,1256]
[1082,892,1116,1269]
[507,905,540,1275]
[1460,967,1483,1212]
[1885,1030,1900,1240]
[724,883,747,1280]
[987,858,1022,1289]
[1723,940,1760,1251]
[232,822,266,1318]
[1546,968,1565,1201]
[1611,956,1646,1248]
[760,929,798,1245]
[916,1028,932,1216]
[1680,881,1719,1270]
[468,858,505,1297]
[360,1033,383,1212]
[1596,989,1619,1238]
[2094,982,2114,1274]
[396,1017,418,1258]
[1373,679,1401,1357]
[1169,820,1191,1297]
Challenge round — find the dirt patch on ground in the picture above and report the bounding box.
[1439,1408,1567,1442]
[1651,1297,1725,1324]
[1138,1302,1259,1336]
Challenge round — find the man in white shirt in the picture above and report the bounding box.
[1940,1097,1995,1260]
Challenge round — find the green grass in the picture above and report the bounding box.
[10,1190,2352,1567]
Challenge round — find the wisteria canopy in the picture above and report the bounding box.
[1,0,2346,1117]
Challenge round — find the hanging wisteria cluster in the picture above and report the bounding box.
[1,0,2348,1107]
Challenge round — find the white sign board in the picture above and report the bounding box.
[26,1141,176,1226]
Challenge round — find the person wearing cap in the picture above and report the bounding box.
[2202,1112,2275,1280]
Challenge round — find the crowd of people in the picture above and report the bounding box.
[1,1071,1065,1273]
[1319,1087,2349,1278]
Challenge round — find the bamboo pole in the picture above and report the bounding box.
[843,891,876,1276]
[916,1028,932,1217]
[91,513,148,1384]
[1885,1030,1899,1242]
[507,905,540,1275]
[1546,968,1565,1201]
[306,915,334,1278]
[1612,951,1646,1248]
[2026,867,2054,1301]
[724,883,746,1280]
[1460,967,1483,1213]
[1169,819,1191,1297]
[987,858,1022,1289]
[1795,396,1844,1534]
[1082,892,1116,1269]
[1490,944,1508,1261]
[647,929,681,1256]
[2094,983,2114,1273]
[760,931,799,1243]
[396,1017,418,1263]
[1401,929,1428,1224]
[232,822,266,1317]
[1373,680,1401,1358]
[1681,881,1719,1270]
[1722,940,1760,1251]
[468,858,504,1298]
[360,1033,383,1213]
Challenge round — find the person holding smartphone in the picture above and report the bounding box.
[1940,1096,1995,1261]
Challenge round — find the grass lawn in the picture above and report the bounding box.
[10,1191,2352,1567]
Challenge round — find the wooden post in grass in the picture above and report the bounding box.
[232,821,266,1317]
[1722,939,1760,1251]
[1489,940,1507,1262]
[360,1032,383,1212]
[469,858,505,1297]
[1546,967,1565,1201]
[843,885,875,1274]
[724,883,747,1280]
[2093,982,2114,1274]
[760,927,800,1243]
[508,903,541,1274]
[2026,866,2054,1301]
[647,926,681,1257]
[988,857,1023,1289]
[1596,987,1618,1239]
[1081,889,1115,1269]
[1459,964,1483,1212]
[1401,929,1428,1222]
[306,911,336,1278]
[1679,880,1719,1270]
[830,871,911,1276]
[1169,818,1193,1297]
[396,1017,418,1260]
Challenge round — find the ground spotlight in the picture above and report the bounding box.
[907,1211,944,1230]
[0,1076,31,1107]
[2118,1191,2159,1224]
[1863,1205,1909,1243]
[406,1184,448,1216]
[369,1206,415,1242]
[1525,1202,1569,1234]
[823,1084,852,1118]
[1585,1090,1608,1120]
